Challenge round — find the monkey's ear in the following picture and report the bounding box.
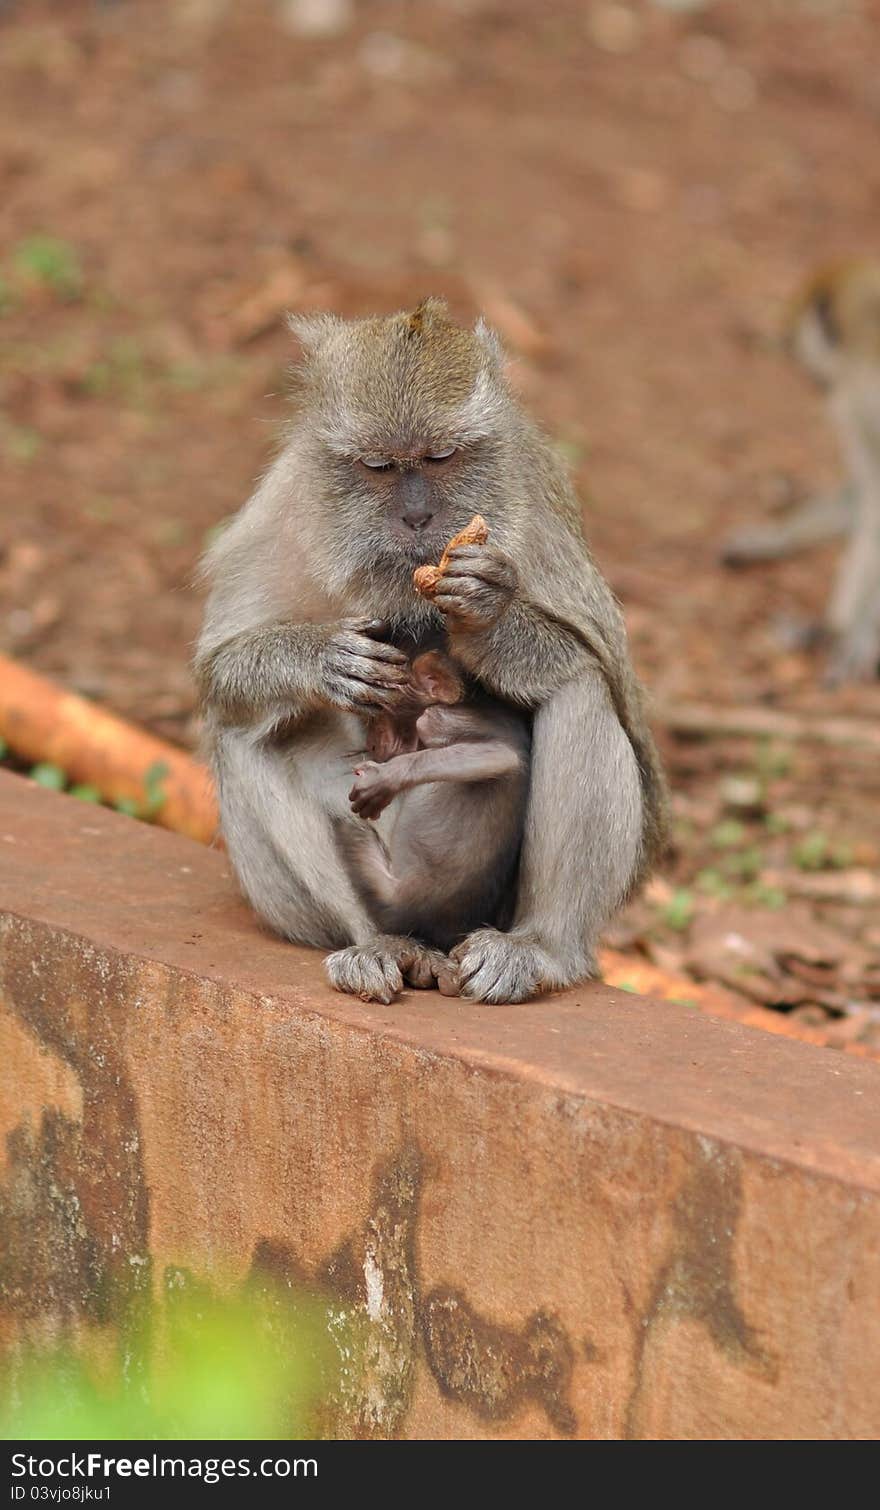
[286,312,339,354]
[411,651,462,705]
[474,316,504,369]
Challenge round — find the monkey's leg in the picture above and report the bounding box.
[721,485,854,565]
[213,726,446,1001]
[824,510,880,683]
[449,674,642,1004]
[823,411,880,682]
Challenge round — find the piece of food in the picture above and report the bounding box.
[413,514,489,597]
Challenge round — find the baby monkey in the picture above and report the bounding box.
[348,649,530,954]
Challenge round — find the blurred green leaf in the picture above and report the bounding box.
[3,1278,333,1441]
[13,235,83,301]
[710,818,746,850]
[30,762,66,791]
[662,888,695,931]
[142,760,170,818]
[793,831,830,871]
[695,867,734,899]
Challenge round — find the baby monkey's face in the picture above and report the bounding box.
[364,650,464,760]
[408,650,466,748]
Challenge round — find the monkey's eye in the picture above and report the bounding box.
[360,456,395,471]
[424,446,457,463]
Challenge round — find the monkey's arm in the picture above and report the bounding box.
[824,398,880,682]
[350,741,522,821]
[195,618,411,727]
[433,541,611,706]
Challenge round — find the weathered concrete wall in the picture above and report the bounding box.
[1,769,879,1439]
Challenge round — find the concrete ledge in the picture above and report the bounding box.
[0,769,879,1439]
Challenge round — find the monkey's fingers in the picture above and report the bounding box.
[325,944,404,1005]
[337,636,409,666]
[349,618,401,647]
[431,580,495,627]
[349,776,392,818]
[331,648,412,685]
[352,799,384,821]
[340,684,416,716]
[431,585,473,613]
[442,544,517,588]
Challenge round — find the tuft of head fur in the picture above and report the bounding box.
[286,298,508,453]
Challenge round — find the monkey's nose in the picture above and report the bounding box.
[399,471,434,531]
[402,509,434,531]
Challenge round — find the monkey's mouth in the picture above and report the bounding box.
[385,525,446,563]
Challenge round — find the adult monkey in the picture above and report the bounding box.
[195,299,668,1003]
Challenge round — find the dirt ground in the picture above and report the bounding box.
[2,0,880,1044]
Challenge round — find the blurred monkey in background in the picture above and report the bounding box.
[723,260,880,684]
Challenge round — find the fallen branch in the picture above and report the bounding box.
[0,655,218,844]
[659,701,880,754]
[761,868,880,907]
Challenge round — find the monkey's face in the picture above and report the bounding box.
[289,300,512,597]
[352,447,476,559]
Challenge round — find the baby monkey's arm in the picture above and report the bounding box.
[350,741,522,821]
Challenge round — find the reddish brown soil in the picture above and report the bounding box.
[2,0,879,1043]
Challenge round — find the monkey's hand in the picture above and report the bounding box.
[431,544,518,632]
[321,619,413,714]
[349,760,396,820]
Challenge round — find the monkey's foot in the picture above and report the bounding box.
[325,936,448,1004]
[446,928,591,1005]
[824,625,880,686]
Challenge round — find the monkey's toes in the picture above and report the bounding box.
[451,929,566,1005]
[400,944,449,990]
[324,944,404,1004]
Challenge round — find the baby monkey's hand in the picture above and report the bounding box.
[350,760,396,820]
